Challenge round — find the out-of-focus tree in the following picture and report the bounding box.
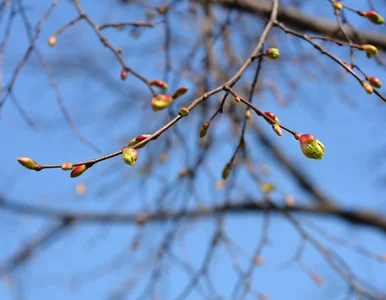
[1,0,386,299]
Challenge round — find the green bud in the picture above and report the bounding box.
[265,48,280,59]
[360,44,378,58]
[299,134,325,160]
[179,107,189,117]
[122,148,138,166]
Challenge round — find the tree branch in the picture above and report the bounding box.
[205,0,386,50]
[1,198,385,234]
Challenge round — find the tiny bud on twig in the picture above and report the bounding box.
[129,134,151,149]
[120,69,128,81]
[273,124,283,136]
[179,107,189,117]
[172,86,188,99]
[362,82,374,94]
[367,76,382,88]
[332,1,343,10]
[48,36,56,47]
[61,162,73,171]
[265,48,280,59]
[149,79,168,90]
[200,122,210,138]
[70,164,88,178]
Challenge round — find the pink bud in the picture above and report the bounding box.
[70,164,88,178]
[48,36,56,47]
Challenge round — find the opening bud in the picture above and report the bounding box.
[149,79,168,90]
[362,82,374,94]
[367,76,382,88]
[48,36,57,47]
[200,122,210,138]
[265,48,280,59]
[61,162,74,171]
[122,147,138,166]
[17,157,41,171]
[129,134,151,149]
[172,86,188,99]
[151,94,173,111]
[299,134,325,160]
[70,164,88,178]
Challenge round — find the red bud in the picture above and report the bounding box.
[121,69,128,81]
[70,164,88,178]
[367,76,382,88]
[149,79,168,89]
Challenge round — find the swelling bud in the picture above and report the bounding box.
[299,134,325,160]
[122,148,138,166]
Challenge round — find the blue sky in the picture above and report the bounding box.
[1,0,386,299]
